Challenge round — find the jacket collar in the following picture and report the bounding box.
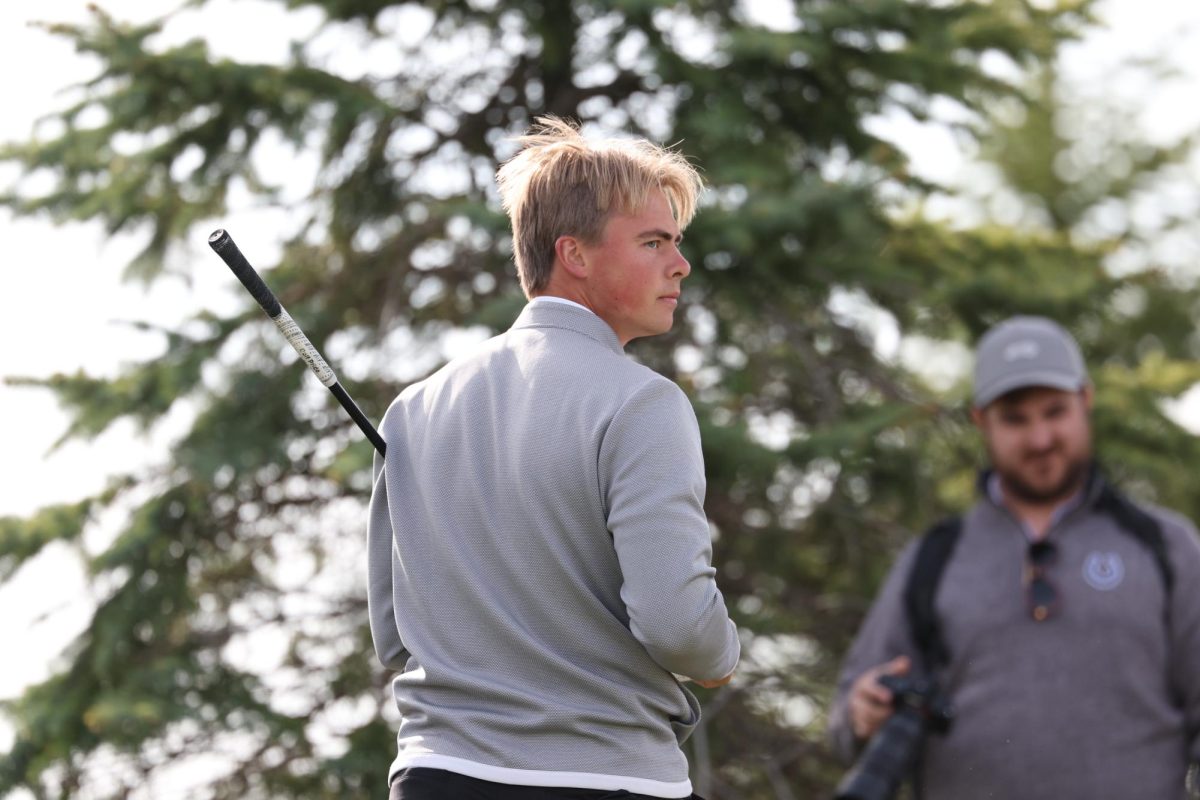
[511,300,624,356]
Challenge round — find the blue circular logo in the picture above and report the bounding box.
[1082,551,1125,591]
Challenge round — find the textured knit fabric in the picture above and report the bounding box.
[367,301,740,798]
[828,474,1200,800]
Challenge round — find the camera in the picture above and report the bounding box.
[834,674,954,800]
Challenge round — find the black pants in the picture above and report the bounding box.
[388,768,705,800]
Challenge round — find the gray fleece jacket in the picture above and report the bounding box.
[367,301,739,798]
[829,474,1200,800]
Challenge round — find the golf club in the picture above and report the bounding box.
[207,228,386,457]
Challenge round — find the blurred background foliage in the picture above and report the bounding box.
[3,0,1200,797]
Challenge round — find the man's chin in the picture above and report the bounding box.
[1019,484,1070,504]
[1002,465,1087,505]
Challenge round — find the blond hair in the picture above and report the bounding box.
[495,116,703,297]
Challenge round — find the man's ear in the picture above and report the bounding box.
[1081,383,1094,411]
[554,235,588,279]
[970,405,986,431]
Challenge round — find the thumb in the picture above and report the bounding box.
[885,655,911,676]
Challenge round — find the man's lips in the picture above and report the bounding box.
[1021,453,1064,477]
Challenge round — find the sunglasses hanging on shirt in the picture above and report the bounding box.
[1025,540,1060,622]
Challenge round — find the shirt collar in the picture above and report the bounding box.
[981,463,1101,540]
[512,299,623,355]
[529,295,596,315]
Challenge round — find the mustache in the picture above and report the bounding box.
[1021,444,1064,459]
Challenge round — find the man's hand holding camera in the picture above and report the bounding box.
[848,655,911,741]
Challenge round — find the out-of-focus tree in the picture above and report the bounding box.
[937,57,1200,519]
[3,1,1199,797]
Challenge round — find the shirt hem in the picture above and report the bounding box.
[388,752,693,798]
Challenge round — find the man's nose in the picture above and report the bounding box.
[1027,421,1056,450]
[672,247,690,279]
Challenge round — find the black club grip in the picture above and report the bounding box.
[207,229,283,319]
[205,226,383,455]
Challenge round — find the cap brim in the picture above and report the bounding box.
[974,371,1086,409]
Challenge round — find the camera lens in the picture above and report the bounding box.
[835,706,926,800]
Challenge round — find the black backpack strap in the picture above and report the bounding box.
[1095,483,1174,602]
[904,516,964,674]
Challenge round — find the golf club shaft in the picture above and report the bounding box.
[207,228,386,457]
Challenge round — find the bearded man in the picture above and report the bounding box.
[828,316,1200,800]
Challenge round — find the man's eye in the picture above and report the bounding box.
[645,240,660,249]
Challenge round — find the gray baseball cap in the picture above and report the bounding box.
[973,316,1088,408]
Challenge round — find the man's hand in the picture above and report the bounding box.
[848,655,910,741]
[694,671,734,689]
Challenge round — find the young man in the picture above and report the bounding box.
[368,117,740,800]
[829,316,1200,799]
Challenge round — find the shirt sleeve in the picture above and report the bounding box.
[827,541,923,763]
[367,446,410,671]
[598,378,740,683]
[1159,511,1200,765]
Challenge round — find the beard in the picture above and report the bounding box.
[992,449,1092,505]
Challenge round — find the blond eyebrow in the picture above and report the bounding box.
[637,228,683,244]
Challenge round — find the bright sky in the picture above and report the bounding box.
[0,0,1198,791]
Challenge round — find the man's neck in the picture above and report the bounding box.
[1004,494,1056,541]
[991,474,1086,541]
